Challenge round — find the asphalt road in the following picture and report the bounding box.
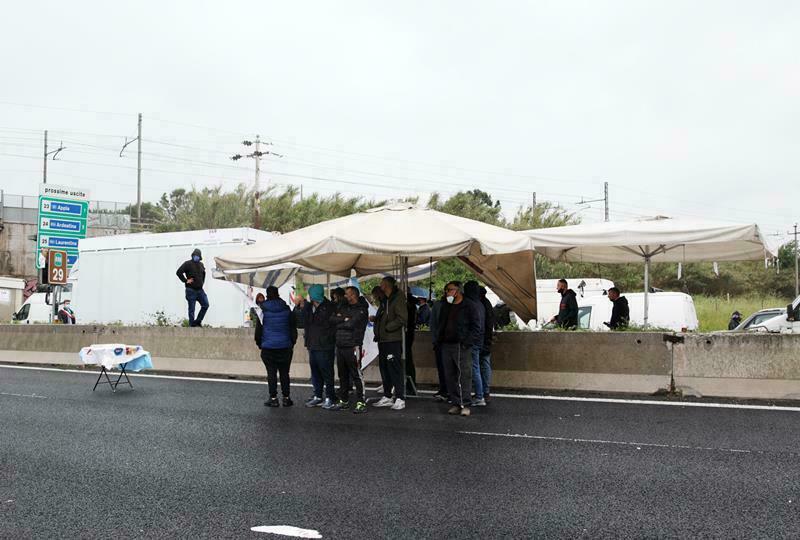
[2,365,800,539]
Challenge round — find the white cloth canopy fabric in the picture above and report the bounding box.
[215,204,538,321]
[523,216,773,327]
[523,216,774,263]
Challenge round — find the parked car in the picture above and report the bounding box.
[730,308,786,332]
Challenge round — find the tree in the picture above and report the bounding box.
[428,189,503,225]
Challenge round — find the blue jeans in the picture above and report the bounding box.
[471,346,484,400]
[479,350,492,396]
[185,288,209,327]
[309,349,335,400]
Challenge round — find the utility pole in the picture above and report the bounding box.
[231,136,282,230]
[43,130,48,184]
[254,135,261,230]
[137,113,142,220]
[43,130,66,184]
[577,183,608,220]
[119,113,143,222]
[531,192,537,225]
[604,181,609,222]
[795,223,798,297]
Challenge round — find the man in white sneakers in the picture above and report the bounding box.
[373,276,409,411]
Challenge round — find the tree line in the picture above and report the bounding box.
[130,184,795,299]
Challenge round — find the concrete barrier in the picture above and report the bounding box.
[673,334,800,400]
[0,325,673,395]
[4,325,800,400]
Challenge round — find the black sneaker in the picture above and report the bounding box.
[282,397,294,407]
[265,398,279,407]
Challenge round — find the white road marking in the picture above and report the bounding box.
[0,391,47,399]
[3,364,800,413]
[458,430,783,455]
[251,525,322,538]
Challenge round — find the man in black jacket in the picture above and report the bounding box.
[438,281,482,417]
[295,284,338,409]
[550,278,578,329]
[478,287,495,403]
[605,287,630,330]
[330,286,370,413]
[176,248,209,327]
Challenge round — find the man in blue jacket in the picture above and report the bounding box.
[260,286,298,407]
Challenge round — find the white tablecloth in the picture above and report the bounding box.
[79,344,153,371]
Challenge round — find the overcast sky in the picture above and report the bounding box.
[0,1,797,238]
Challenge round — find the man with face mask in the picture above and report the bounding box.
[549,278,578,329]
[438,281,482,416]
[176,248,209,327]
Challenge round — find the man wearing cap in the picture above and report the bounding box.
[295,285,338,409]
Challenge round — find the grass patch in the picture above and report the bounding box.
[693,294,791,332]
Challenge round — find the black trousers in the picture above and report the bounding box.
[261,348,293,398]
[404,330,416,384]
[336,346,364,403]
[378,341,405,400]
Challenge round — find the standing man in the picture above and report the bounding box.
[464,281,486,406]
[260,286,298,407]
[330,286,370,413]
[417,296,432,326]
[549,279,578,329]
[296,284,338,409]
[373,276,409,411]
[58,299,76,324]
[176,248,209,327]
[429,289,448,401]
[438,281,482,416]
[605,287,630,330]
[478,286,495,403]
[405,291,418,392]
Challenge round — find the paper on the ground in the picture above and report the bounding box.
[251,525,322,538]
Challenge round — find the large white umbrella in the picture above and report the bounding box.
[523,216,774,327]
[215,204,538,321]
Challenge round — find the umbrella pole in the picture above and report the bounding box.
[644,256,650,329]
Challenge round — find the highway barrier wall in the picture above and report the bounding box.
[1,325,799,400]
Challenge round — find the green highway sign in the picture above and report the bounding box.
[36,184,91,270]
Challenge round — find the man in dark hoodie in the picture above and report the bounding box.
[295,284,338,409]
[477,286,496,403]
[550,278,579,329]
[464,282,486,407]
[176,248,209,327]
[330,286,370,413]
[605,287,630,330]
[438,281,482,417]
[259,286,298,408]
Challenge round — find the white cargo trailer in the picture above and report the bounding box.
[73,228,292,327]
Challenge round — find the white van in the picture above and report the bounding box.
[12,288,73,324]
[576,292,699,332]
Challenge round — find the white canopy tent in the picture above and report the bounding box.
[214,204,538,321]
[523,216,775,327]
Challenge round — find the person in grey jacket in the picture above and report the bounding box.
[373,276,409,410]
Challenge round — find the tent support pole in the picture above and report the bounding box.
[644,256,650,329]
[399,256,416,396]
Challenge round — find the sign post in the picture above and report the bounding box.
[47,249,68,322]
[36,184,90,272]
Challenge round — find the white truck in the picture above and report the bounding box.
[69,228,292,327]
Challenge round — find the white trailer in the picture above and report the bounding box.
[73,228,293,327]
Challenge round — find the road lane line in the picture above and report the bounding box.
[458,430,791,456]
[4,364,800,412]
[251,525,322,538]
[0,391,48,399]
